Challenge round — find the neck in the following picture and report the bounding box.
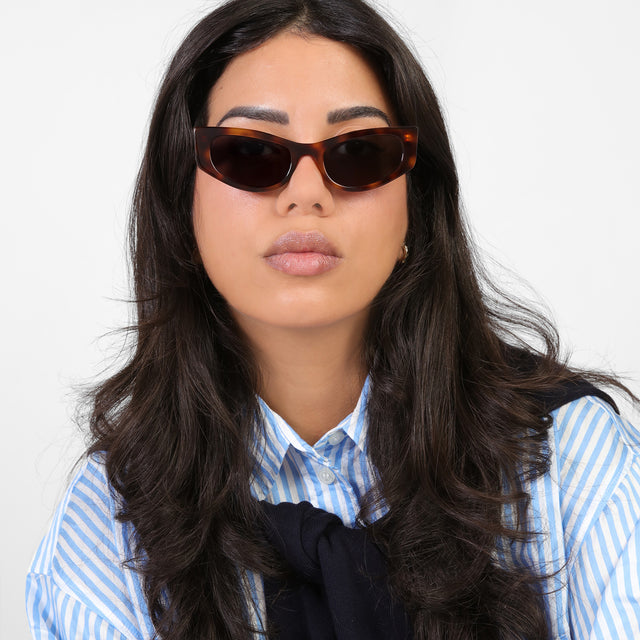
[236,314,368,445]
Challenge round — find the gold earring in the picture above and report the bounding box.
[400,242,409,264]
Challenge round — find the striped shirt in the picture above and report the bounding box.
[26,384,640,639]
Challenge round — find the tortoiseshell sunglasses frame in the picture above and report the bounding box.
[193,126,418,192]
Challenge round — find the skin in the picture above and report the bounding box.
[193,31,409,443]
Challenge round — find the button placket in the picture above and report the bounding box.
[318,467,336,484]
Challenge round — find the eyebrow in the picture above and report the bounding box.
[327,106,392,126]
[216,106,289,126]
[216,104,391,127]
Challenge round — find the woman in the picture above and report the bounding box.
[26,0,640,638]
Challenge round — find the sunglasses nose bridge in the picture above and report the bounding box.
[287,140,329,184]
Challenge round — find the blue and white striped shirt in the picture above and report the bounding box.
[26,384,640,639]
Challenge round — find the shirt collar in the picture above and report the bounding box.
[250,376,370,499]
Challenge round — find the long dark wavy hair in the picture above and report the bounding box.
[87,0,632,638]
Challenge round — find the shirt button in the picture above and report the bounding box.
[327,431,344,445]
[318,468,336,484]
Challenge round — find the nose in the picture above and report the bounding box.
[275,155,335,217]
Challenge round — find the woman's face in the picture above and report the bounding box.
[193,31,408,335]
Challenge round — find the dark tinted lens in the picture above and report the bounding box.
[210,135,291,188]
[324,134,404,187]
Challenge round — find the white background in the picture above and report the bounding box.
[2,1,638,637]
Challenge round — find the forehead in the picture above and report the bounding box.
[205,31,393,126]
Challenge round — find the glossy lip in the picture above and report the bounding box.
[264,230,342,276]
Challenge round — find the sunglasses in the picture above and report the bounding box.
[193,126,418,192]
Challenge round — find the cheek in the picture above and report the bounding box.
[356,180,408,256]
[337,180,408,302]
[192,172,257,292]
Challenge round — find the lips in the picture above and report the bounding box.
[264,230,342,276]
